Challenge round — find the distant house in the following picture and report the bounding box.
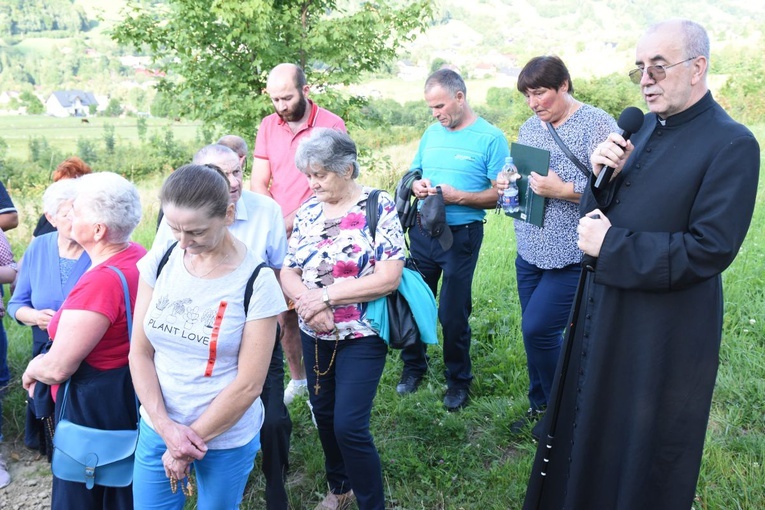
[45,90,99,117]
[473,62,497,79]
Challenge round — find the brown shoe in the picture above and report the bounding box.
[314,489,356,510]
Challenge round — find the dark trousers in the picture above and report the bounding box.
[260,333,292,510]
[52,363,136,510]
[515,255,579,410]
[25,328,50,451]
[302,333,387,510]
[401,221,484,389]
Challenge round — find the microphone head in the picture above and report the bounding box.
[618,106,645,135]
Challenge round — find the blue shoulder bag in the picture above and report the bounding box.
[51,266,139,489]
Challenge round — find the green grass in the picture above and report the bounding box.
[0,115,203,162]
[1,128,764,509]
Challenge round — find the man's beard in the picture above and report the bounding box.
[278,93,308,122]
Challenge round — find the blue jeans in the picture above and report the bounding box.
[302,333,387,510]
[401,221,484,389]
[515,255,580,410]
[132,421,259,510]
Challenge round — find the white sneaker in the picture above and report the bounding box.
[283,379,308,405]
[0,453,10,489]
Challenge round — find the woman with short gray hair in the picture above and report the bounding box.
[22,172,146,509]
[281,128,405,510]
[10,178,91,458]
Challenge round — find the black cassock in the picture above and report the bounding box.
[524,92,760,510]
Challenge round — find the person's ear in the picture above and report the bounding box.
[691,56,707,85]
[92,222,106,242]
[224,203,236,226]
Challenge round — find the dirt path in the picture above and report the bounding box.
[0,441,52,509]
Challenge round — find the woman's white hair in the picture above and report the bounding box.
[42,179,79,216]
[294,128,360,178]
[75,172,142,244]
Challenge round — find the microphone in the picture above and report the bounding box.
[593,106,645,190]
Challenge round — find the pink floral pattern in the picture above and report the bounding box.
[339,212,365,230]
[285,187,405,340]
[332,260,358,278]
[333,306,361,323]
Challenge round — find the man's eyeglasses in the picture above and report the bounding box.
[628,57,698,84]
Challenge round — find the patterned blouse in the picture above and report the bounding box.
[284,187,406,340]
[515,103,617,269]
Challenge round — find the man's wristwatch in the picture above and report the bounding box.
[322,287,331,307]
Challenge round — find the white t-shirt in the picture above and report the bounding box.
[137,245,287,449]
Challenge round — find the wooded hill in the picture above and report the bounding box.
[1,0,764,118]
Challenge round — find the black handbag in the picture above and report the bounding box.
[367,189,419,349]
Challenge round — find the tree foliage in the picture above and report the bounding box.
[104,97,124,117]
[0,0,89,36]
[112,0,433,133]
[574,73,643,120]
[19,90,44,114]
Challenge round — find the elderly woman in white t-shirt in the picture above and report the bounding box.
[129,164,286,509]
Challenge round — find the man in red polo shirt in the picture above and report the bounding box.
[251,63,346,405]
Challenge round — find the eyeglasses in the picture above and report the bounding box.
[628,57,698,84]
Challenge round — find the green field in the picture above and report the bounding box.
[0,115,204,161]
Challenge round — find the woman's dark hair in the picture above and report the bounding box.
[517,56,574,94]
[160,164,230,218]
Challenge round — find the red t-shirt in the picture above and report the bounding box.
[49,243,147,371]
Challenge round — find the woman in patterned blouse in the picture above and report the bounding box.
[280,128,405,510]
[497,56,617,438]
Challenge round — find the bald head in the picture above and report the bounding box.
[267,63,307,91]
[644,19,710,69]
[217,135,248,160]
[265,63,310,123]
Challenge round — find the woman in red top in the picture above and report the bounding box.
[22,172,146,510]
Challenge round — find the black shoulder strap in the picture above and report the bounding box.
[158,240,263,313]
[244,262,267,313]
[156,241,179,278]
[367,189,381,241]
[545,122,590,178]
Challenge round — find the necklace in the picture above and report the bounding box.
[187,250,231,278]
[313,330,340,395]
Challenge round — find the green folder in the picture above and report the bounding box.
[507,142,551,227]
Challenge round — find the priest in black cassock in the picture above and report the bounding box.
[523,19,760,510]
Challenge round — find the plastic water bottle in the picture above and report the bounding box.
[500,156,520,215]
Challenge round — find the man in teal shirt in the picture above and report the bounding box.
[397,69,510,411]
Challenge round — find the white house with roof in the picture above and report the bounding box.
[45,90,99,117]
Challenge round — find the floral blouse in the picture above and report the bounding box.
[284,187,405,340]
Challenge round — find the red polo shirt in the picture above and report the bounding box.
[253,100,346,217]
